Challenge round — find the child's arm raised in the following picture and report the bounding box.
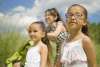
[83,36,97,67]
[47,22,65,39]
[40,44,48,67]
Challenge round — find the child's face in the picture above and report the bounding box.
[45,11,56,24]
[28,23,45,42]
[66,6,86,31]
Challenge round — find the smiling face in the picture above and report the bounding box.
[45,11,57,24]
[28,23,45,43]
[66,5,87,32]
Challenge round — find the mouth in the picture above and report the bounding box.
[70,22,76,24]
[30,35,35,39]
[70,20,78,24]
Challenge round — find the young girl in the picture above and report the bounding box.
[6,21,52,67]
[45,8,67,67]
[25,21,51,67]
[61,4,96,67]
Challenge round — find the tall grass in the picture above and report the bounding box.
[0,23,100,67]
[0,32,27,67]
[89,23,100,67]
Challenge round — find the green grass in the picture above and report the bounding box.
[0,32,27,67]
[0,33,100,67]
[95,43,100,67]
[0,23,100,67]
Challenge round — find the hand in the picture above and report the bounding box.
[13,62,21,67]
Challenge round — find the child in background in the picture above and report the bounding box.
[45,8,67,67]
[61,4,96,67]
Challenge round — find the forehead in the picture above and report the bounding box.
[68,6,84,14]
[29,23,42,30]
[45,11,52,15]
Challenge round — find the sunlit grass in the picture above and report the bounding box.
[0,32,27,67]
[0,23,100,67]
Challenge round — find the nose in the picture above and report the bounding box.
[71,15,77,22]
[71,15,76,20]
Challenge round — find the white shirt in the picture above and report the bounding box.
[61,39,87,67]
[25,45,40,67]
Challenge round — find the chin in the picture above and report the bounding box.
[31,38,36,41]
[70,24,77,29]
[69,26,78,31]
[48,22,52,24]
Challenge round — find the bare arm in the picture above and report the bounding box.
[40,45,48,67]
[83,36,96,67]
[47,22,66,39]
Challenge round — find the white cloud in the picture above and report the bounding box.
[30,0,100,21]
[0,0,100,33]
[0,5,38,33]
[0,12,4,17]
[19,16,38,28]
[81,0,100,14]
[12,6,26,12]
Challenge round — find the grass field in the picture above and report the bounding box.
[0,32,27,67]
[0,23,100,67]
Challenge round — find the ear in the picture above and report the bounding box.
[82,20,87,26]
[54,16,57,21]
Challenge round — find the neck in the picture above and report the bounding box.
[33,40,42,46]
[49,21,56,25]
[68,30,83,42]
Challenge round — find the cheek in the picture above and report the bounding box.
[40,32,45,38]
[49,16,55,21]
[67,18,71,22]
[28,33,33,37]
[78,20,85,26]
[46,17,53,23]
[37,32,44,37]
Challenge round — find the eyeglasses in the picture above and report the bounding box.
[65,13,83,19]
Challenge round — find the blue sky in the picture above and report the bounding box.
[0,0,100,33]
[0,0,100,22]
[0,0,35,13]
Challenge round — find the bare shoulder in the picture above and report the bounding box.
[82,34,94,49]
[83,35,92,43]
[40,43,48,52]
[82,34,96,67]
[57,21,66,31]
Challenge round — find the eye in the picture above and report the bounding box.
[75,12,82,17]
[77,14,81,17]
[69,13,73,16]
[65,13,73,18]
[28,30,38,33]
[28,30,32,33]
[33,30,37,32]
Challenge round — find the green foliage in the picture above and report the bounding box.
[89,22,100,67]
[89,23,100,44]
[0,22,100,67]
[0,32,27,67]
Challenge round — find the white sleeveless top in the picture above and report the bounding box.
[61,39,87,67]
[25,45,40,67]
